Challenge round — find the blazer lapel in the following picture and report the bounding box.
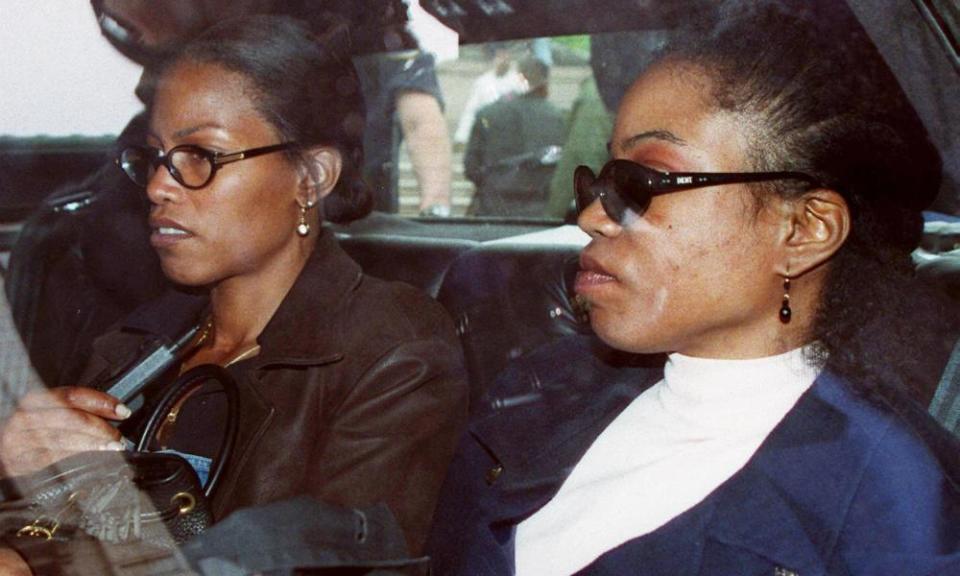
[704,466,830,576]
[462,341,905,576]
[703,375,860,576]
[470,338,663,524]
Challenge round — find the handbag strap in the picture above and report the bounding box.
[135,364,239,500]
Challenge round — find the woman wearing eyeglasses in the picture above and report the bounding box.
[0,15,466,556]
[428,6,960,576]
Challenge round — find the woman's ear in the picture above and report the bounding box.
[296,147,342,208]
[777,189,851,277]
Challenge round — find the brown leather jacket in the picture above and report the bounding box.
[79,230,469,553]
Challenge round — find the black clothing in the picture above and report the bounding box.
[182,497,427,575]
[80,231,468,554]
[4,113,168,388]
[463,93,566,217]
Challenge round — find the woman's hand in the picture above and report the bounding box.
[0,387,131,477]
[0,548,30,575]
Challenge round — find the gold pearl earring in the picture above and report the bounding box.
[296,204,310,237]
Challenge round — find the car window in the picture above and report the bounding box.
[2,1,958,234]
[0,1,141,137]
[374,31,669,224]
[398,35,600,221]
[0,21,606,229]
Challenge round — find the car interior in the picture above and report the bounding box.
[1,0,959,432]
[1,3,960,574]
[0,0,960,420]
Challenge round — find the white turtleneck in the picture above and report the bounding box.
[514,347,821,576]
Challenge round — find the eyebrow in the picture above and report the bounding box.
[608,130,687,155]
[172,123,225,140]
[145,123,227,145]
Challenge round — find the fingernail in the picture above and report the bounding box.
[115,404,132,419]
[102,441,124,451]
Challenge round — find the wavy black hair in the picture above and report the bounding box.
[666,2,957,402]
[160,14,372,223]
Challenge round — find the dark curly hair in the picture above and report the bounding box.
[160,14,372,223]
[666,2,957,402]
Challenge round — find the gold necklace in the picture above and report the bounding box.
[190,316,261,368]
[224,344,261,367]
[163,318,260,445]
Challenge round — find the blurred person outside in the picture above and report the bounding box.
[463,56,566,216]
[356,49,454,216]
[546,75,613,219]
[546,31,671,220]
[452,42,526,147]
[528,37,554,67]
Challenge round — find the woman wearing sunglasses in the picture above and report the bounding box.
[0,15,466,555]
[428,6,960,575]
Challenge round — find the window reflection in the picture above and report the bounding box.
[389,35,613,220]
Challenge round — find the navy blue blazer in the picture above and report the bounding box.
[427,336,960,575]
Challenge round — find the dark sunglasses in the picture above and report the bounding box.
[574,159,821,223]
[116,143,296,190]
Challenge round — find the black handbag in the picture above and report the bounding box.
[0,364,237,557]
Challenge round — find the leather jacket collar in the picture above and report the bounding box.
[251,229,361,369]
[115,228,362,370]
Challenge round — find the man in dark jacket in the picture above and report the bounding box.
[463,56,566,217]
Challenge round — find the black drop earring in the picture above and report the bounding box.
[779,277,792,324]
